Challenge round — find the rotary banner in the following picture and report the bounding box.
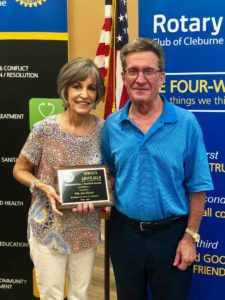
[139,0,225,299]
[0,1,68,299]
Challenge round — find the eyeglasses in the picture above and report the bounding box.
[125,68,161,79]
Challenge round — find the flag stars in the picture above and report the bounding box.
[116,35,123,42]
[118,14,125,22]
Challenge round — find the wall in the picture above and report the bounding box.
[68,0,138,117]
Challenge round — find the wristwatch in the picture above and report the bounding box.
[30,179,42,193]
[185,228,200,243]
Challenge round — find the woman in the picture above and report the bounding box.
[13,57,105,300]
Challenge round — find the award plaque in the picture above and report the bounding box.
[56,164,114,209]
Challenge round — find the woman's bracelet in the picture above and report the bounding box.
[29,179,42,193]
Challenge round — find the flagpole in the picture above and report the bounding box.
[111,0,117,113]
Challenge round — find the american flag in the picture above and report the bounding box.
[95,0,129,119]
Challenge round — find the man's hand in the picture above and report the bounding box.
[173,191,205,270]
[173,235,197,270]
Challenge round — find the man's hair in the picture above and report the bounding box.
[57,57,105,108]
[120,37,165,72]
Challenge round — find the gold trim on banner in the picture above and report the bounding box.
[0,32,68,41]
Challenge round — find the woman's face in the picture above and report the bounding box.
[67,74,97,116]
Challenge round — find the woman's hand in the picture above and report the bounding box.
[40,183,63,216]
[72,202,95,213]
[101,207,111,220]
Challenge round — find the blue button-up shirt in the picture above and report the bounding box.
[101,96,213,221]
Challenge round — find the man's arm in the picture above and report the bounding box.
[173,191,205,270]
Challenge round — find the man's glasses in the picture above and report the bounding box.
[125,68,161,79]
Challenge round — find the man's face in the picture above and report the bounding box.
[122,51,165,105]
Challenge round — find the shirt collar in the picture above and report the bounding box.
[119,100,131,123]
[160,95,177,123]
[119,95,177,124]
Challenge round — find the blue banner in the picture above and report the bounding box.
[139,0,225,299]
[0,1,68,299]
[0,0,67,32]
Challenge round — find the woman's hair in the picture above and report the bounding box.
[120,37,165,72]
[57,57,105,108]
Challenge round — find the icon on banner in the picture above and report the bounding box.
[38,102,55,118]
[15,0,46,8]
[29,98,64,129]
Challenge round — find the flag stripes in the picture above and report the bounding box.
[95,0,129,119]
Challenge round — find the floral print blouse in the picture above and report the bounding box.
[21,115,104,254]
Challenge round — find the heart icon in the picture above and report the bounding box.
[38,102,55,118]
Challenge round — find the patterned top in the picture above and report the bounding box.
[21,115,104,254]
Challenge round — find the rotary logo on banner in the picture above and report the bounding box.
[15,0,46,7]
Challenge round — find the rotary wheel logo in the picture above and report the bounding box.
[15,0,47,8]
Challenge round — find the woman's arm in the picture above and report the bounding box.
[13,154,63,216]
[13,154,36,187]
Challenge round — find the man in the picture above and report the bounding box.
[101,38,213,300]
